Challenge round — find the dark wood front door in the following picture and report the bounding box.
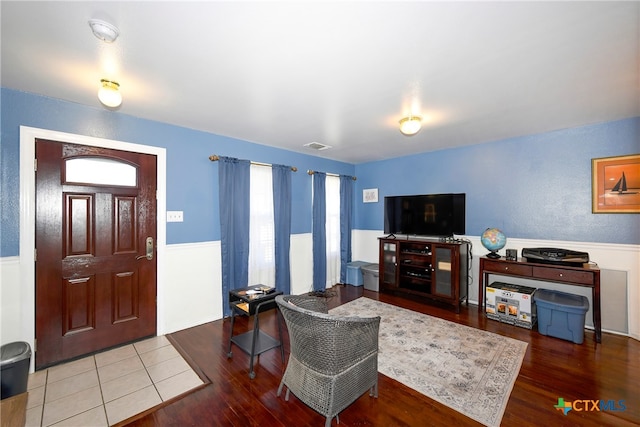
[35,139,157,369]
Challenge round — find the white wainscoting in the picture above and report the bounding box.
[3,231,637,360]
[0,257,22,344]
[163,242,222,334]
[352,230,640,340]
[162,235,315,333]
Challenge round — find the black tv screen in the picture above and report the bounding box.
[384,193,466,237]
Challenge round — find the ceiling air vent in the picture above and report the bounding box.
[304,142,332,151]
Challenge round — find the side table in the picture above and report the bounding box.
[479,256,601,343]
[227,285,284,379]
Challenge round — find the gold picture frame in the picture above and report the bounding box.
[592,154,640,213]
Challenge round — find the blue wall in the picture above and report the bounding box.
[2,88,639,257]
[355,117,640,244]
[0,89,354,257]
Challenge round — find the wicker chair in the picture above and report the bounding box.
[275,295,380,427]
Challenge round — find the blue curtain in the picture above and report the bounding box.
[312,172,326,291]
[272,164,292,294]
[218,156,250,317]
[339,176,353,283]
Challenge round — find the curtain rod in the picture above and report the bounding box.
[307,170,357,181]
[209,155,297,172]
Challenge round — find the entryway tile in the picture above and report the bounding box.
[100,368,152,403]
[97,354,144,383]
[104,385,162,425]
[25,405,43,427]
[27,337,203,426]
[46,356,95,383]
[94,344,137,367]
[27,385,45,409]
[28,370,47,390]
[45,369,99,402]
[146,355,191,383]
[48,406,108,427]
[155,369,204,401]
[41,385,102,426]
[139,344,180,367]
[134,335,170,354]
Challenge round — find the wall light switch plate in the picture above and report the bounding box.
[167,211,184,222]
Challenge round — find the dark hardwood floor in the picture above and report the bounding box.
[123,286,639,426]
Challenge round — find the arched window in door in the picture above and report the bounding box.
[64,157,137,187]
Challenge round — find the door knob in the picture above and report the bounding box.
[136,237,154,260]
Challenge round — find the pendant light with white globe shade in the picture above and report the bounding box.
[89,18,123,108]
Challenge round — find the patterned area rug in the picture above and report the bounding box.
[330,298,527,427]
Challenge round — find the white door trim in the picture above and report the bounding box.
[19,126,168,365]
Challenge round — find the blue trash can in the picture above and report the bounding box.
[1,341,31,399]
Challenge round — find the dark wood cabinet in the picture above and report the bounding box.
[378,237,469,312]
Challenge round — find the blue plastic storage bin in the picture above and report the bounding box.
[534,289,589,344]
[345,261,370,286]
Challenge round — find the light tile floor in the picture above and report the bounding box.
[25,336,204,426]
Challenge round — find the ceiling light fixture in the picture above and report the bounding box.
[399,116,422,136]
[88,19,120,43]
[98,79,122,108]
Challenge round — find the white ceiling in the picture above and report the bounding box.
[2,1,639,164]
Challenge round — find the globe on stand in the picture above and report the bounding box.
[480,228,507,259]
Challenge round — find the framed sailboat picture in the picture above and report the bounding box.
[592,154,640,213]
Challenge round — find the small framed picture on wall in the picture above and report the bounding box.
[592,154,640,213]
[363,188,378,203]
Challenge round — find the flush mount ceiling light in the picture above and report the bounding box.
[98,79,122,108]
[399,116,422,136]
[88,19,119,43]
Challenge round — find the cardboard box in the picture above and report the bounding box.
[485,282,537,329]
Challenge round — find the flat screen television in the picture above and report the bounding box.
[383,193,466,237]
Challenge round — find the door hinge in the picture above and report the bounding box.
[34,248,37,261]
[33,339,37,352]
[34,158,37,172]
